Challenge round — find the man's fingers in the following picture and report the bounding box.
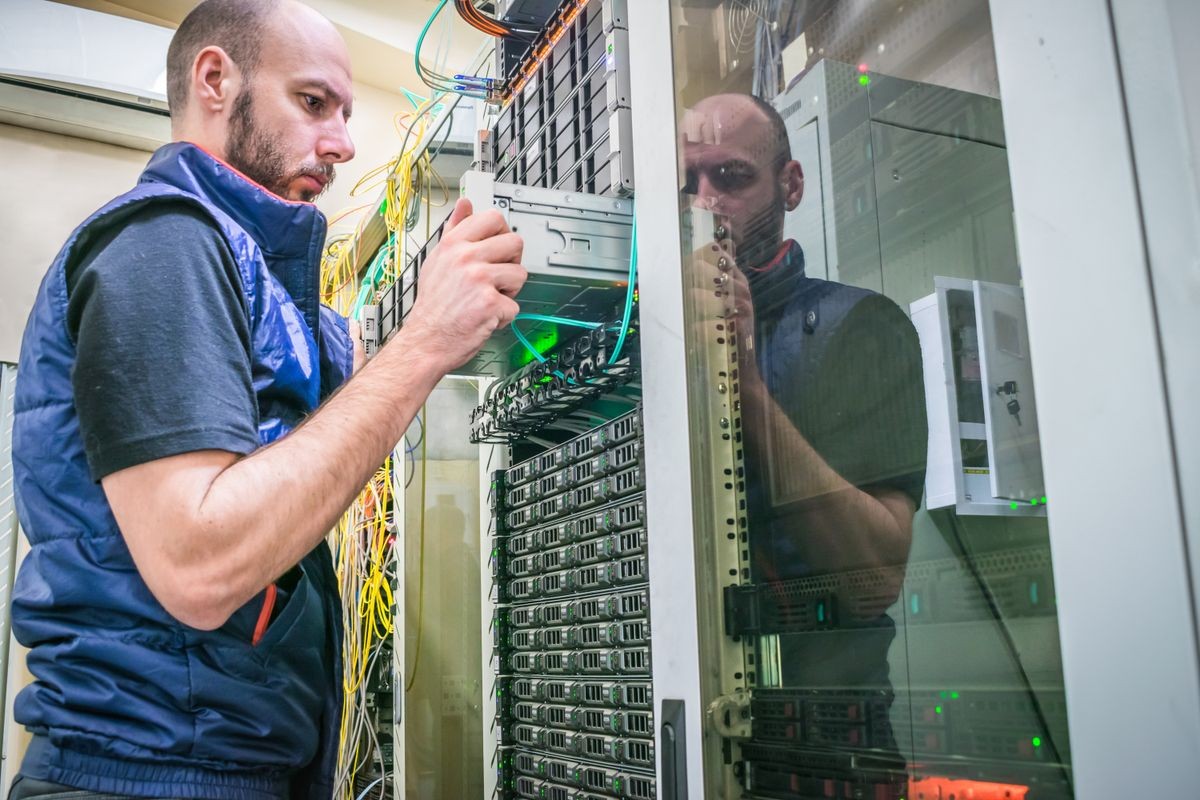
[491,262,529,298]
[472,232,524,265]
[499,297,520,327]
[450,208,510,243]
[444,197,473,233]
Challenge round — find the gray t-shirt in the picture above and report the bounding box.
[65,201,260,480]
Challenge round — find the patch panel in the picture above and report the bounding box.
[470,325,640,444]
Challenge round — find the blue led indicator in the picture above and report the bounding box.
[1030,581,1040,605]
[910,593,921,615]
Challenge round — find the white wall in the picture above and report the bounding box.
[0,123,149,363]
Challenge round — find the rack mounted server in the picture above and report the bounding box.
[491,408,656,800]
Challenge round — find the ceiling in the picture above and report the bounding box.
[53,0,487,95]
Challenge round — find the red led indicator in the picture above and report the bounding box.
[858,62,869,73]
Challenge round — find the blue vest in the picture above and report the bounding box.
[10,142,354,799]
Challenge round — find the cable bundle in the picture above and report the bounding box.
[454,0,513,37]
[417,0,496,99]
[329,459,395,799]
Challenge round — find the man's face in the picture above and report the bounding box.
[681,96,795,269]
[224,6,355,202]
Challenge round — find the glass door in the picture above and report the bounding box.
[666,2,1074,798]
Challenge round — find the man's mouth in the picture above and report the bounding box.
[299,173,328,194]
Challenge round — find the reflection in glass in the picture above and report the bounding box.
[672,2,1074,799]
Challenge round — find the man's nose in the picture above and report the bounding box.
[318,116,356,164]
[690,175,721,211]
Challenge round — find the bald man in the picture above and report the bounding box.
[683,94,926,696]
[8,1,525,797]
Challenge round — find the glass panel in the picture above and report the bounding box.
[403,379,484,799]
[670,2,1074,799]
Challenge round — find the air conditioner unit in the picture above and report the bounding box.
[0,0,171,151]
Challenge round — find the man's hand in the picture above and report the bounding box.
[400,198,528,372]
[102,198,528,632]
[689,238,761,385]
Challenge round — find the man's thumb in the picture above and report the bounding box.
[445,197,473,232]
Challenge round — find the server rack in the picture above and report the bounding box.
[366,0,1200,797]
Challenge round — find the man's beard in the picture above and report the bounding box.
[729,187,787,270]
[226,89,334,202]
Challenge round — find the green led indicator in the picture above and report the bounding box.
[858,74,871,86]
[1041,496,1048,504]
[939,691,946,699]
[816,601,826,623]
[1030,499,1037,506]
[1010,501,1019,510]
[910,594,921,615]
[1032,736,1043,747]
[950,691,960,699]
[935,705,943,714]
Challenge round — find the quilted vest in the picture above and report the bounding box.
[10,142,353,799]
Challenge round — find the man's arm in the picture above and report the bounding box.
[696,241,917,578]
[102,199,526,630]
[739,375,916,571]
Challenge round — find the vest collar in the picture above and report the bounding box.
[139,141,328,334]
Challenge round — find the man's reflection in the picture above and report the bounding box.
[682,91,928,736]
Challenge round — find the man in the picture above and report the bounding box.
[681,92,927,750]
[8,1,526,798]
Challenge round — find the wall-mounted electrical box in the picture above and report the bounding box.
[911,277,1046,516]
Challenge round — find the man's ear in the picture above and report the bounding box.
[190,45,240,115]
[781,159,804,211]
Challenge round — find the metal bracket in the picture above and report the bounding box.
[707,690,752,740]
[723,584,762,637]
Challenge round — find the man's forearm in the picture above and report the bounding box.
[176,328,441,626]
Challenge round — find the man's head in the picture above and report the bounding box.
[682,93,804,269]
[167,0,355,202]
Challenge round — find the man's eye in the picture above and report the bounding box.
[713,164,755,191]
[303,95,325,112]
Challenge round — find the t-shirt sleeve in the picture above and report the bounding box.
[811,293,929,507]
[66,201,260,481]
